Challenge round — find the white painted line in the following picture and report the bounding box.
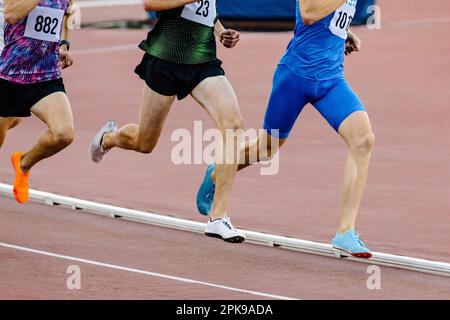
[387,17,450,28]
[1,183,449,277]
[0,241,297,300]
[77,0,143,9]
[70,15,450,57]
[71,44,138,56]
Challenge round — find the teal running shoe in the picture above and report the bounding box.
[332,229,372,259]
[196,164,215,216]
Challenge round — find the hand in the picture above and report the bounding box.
[345,32,361,56]
[219,29,240,49]
[60,47,74,69]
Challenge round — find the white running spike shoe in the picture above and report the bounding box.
[89,120,117,163]
[205,216,246,243]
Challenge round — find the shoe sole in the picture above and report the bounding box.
[89,135,105,163]
[333,246,372,259]
[205,232,245,244]
[89,121,117,163]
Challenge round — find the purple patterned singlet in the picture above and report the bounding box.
[0,0,68,84]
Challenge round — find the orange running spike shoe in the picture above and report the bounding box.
[11,152,30,204]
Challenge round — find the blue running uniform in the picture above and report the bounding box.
[264,0,365,138]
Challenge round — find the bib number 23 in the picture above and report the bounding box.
[329,3,356,40]
[195,0,210,17]
[24,6,64,43]
[181,0,216,27]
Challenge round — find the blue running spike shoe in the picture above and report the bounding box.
[332,229,372,259]
[196,164,215,216]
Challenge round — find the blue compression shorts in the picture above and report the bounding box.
[263,64,366,139]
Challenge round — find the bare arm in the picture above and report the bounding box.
[4,0,40,24]
[214,19,240,49]
[347,29,356,40]
[60,0,74,69]
[61,0,74,43]
[144,0,197,11]
[214,19,226,38]
[299,0,346,25]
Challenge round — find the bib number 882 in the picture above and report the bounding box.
[34,15,59,35]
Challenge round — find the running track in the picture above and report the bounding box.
[0,0,449,299]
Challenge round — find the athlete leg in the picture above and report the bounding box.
[0,117,21,148]
[0,118,9,149]
[196,65,308,217]
[191,76,244,220]
[338,111,375,232]
[236,65,309,171]
[236,130,287,172]
[238,64,310,172]
[20,92,74,172]
[102,84,175,154]
[314,80,374,233]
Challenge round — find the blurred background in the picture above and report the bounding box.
[79,0,377,30]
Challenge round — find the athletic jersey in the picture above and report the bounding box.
[280,0,358,81]
[0,0,4,53]
[146,2,218,65]
[0,0,68,84]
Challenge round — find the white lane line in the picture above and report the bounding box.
[70,14,450,56]
[1,183,449,277]
[0,241,298,300]
[387,17,450,28]
[71,44,138,56]
[77,0,143,9]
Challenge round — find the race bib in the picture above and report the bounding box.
[181,0,216,27]
[329,1,356,40]
[24,6,64,42]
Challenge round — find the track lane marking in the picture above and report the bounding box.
[77,0,143,8]
[386,16,450,27]
[71,14,450,57]
[0,241,298,300]
[71,44,138,56]
[72,17,450,56]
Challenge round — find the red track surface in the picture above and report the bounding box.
[79,2,146,25]
[1,0,450,299]
[1,198,449,299]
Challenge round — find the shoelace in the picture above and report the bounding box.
[351,232,367,248]
[222,219,233,230]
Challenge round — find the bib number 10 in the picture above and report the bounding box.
[329,3,356,40]
[334,11,352,32]
[34,15,59,35]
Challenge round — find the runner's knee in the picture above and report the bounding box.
[136,144,155,154]
[350,131,375,156]
[217,115,245,133]
[258,140,278,160]
[255,136,282,161]
[9,118,21,129]
[135,138,157,154]
[51,126,75,147]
